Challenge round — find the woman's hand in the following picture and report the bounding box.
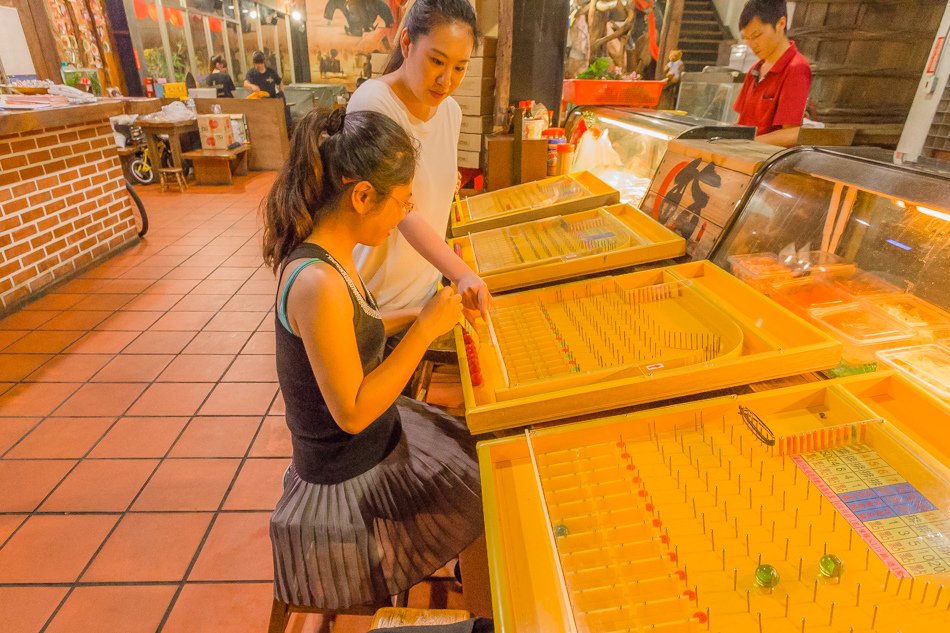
[456,273,492,321]
[417,287,463,340]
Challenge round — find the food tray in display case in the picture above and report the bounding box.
[455,260,841,434]
[877,344,950,401]
[449,171,619,237]
[479,373,950,632]
[562,107,755,205]
[447,203,685,292]
[712,147,950,370]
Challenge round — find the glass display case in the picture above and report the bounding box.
[562,107,755,205]
[675,67,745,123]
[711,147,950,384]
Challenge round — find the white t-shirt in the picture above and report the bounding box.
[347,78,461,310]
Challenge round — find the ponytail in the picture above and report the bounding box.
[261,109,417,272]
[382,0,480,75]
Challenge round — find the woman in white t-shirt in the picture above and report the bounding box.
[347,0,491,322]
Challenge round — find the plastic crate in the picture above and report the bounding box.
[561,79,665,107]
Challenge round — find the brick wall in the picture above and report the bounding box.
[0,119,139,310]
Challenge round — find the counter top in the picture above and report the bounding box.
[0,99,162,135]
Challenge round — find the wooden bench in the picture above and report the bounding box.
[181,144,249,185]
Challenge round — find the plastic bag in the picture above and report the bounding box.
[572,129,622,172]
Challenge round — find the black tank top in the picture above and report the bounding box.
[275,242,400,484]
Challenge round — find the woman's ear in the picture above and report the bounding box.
[400,29,412,59]
[350,181,376,216]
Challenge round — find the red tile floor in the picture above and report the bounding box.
[0,173,464,632]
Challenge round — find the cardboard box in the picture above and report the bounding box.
[458,132,483,153]
[484,135,548,191]
[455,76,495,98]
[229,114,249,144]
[461,115,494,135]
[197,114,234,149]
[465,56,496,78]
[458,149,482,169]
[455,94,493,116]
[163,82,188,100]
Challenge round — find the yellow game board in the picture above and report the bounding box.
[457,261,842,433]
[449,203,686,292]
[479,373,950,632]
[450,171,620,237]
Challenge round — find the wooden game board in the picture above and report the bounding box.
[479,373,950,632]
[456,261,842,433]
[448,203,686,292]
[449,171,620,237]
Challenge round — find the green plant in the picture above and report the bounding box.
[577,57,624,80]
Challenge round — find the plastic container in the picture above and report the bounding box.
[770,277,852,313]
[561,80,666,107]
[830,271,902,298]
[877,344,950,400]
[810,303,916,364]
[728,253,793,292]
[777,250,855,277]
[866,294,950,340]
[557,143,576,175]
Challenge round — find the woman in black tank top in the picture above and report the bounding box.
[261,109,485,614]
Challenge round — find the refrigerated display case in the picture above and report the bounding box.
[675,67,745,123]
[562,107,754,205]
[711,147,950,385]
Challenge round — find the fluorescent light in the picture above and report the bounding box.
[292,10,302,21]
[916,205,950,222]
[597,116,672,141]
[886,239,912,251]
[854,219,870,227]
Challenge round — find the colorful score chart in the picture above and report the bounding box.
[530,411,949,632]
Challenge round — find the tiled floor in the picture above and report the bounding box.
[0,174,462,632]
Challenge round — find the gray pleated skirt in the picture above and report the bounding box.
[269,396,484,609]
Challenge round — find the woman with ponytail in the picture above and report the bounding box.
[262,108,484,613]
[347,0,491,325]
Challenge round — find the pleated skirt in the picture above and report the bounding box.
[269,396,484,609]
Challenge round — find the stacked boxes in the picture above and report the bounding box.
[456,36,496,169]
[370,37,497,170]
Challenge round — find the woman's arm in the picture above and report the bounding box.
[290,266,459,434]
[382,307,420,337]
[398,212,492,318]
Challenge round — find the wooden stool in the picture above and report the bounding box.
[159,167,187,192]
[268,591,408,633]
[371,607,471,629]
[182,144,250,185]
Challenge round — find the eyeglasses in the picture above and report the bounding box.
[391,193,414,215]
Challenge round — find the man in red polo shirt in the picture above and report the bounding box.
[733,0,812,147]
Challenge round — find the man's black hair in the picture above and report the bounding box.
[739,0,788,30]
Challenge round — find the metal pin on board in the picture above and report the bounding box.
[921,581,929,604]
[813,579,818,602]
[884,569,891,592]
[784,593,789,618]
[828,602,835,626]
[871,605,879,629]
[746,589,751,613]
[856,583,861,607]
[798,557,804,581]
[934,585,944,608]
[733,567,738,591]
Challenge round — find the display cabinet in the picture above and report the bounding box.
[479,373,950,632]
[711,147,950,386]
[563,107,755,205]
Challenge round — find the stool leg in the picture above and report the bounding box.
[267,598,292,633]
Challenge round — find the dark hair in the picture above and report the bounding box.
[209,55,225,72]
[382,0,480,75]
[252,50,266,65]
[262,109,417,271]
[739,0,787,31]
